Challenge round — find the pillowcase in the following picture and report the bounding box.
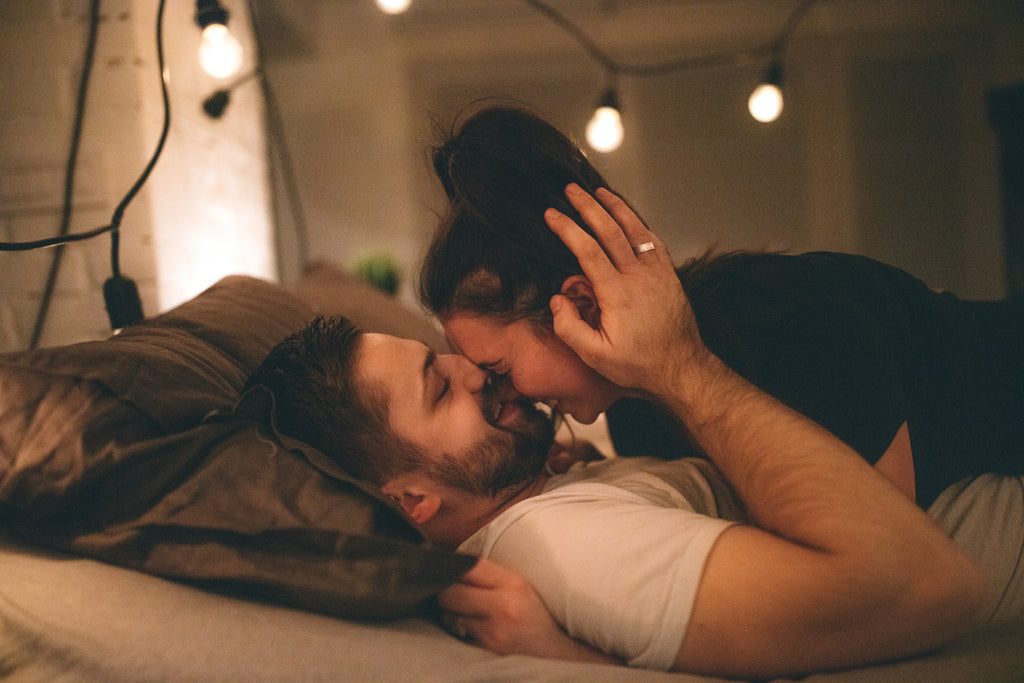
[0,274,474,618]
[293,261,450,351]
[1,275,308,514]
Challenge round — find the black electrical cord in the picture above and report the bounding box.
[245,0,311,275]
[521,0,818,76]
[260,69,312,273]
[109,0,170,280]
[3,0,170,336]
[19,0,101,349]
[102,0,170,329]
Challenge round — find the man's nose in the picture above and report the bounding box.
[442,353,488,393]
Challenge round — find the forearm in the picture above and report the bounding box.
[660,347,917,547]
[663,346,984,671]
[545,184,983,675]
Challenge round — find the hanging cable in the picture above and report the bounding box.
[2,0,170,334]
[260,66,312,273]
[244,0,311,276]
[108,0,170,279]
[521,0,778,76]
[102,0,170,329]
[16,0,100,348]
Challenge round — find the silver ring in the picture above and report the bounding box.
[633,241,656,255]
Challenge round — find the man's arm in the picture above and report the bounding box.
[546,184,983,678]
[438,557,622,666]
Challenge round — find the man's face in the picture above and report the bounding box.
[355,332,554,496]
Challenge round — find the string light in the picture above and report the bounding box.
[375,0,412,14]
[586,87,624,152]
[195,0,243,79]
[748,62,784,123]
[523,0,818,144]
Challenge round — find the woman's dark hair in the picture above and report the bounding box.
[244,315,423,485]
[419,103,764,330]
[419,104,613,329]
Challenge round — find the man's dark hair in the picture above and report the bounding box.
[244,315,423,485]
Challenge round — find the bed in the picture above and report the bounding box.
[2,265,1022,682]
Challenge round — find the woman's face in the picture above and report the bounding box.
[444,313,622,425]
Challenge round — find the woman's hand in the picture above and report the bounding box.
[547,438,605,474]
[438,557,619,665]
[545,184,703,399]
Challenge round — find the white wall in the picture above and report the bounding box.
[263,0,1023,304]
[4,0,1022,351]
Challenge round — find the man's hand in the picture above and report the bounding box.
[438,557,619,665]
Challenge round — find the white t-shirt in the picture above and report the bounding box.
[458,457,746,670]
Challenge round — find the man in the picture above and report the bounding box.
[246,307,985,677]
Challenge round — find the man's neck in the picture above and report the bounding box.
[430,474,549,550]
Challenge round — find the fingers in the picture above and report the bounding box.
[437,557,545,652]
[592,188,669,265]
[543,207,617,287]
[565,184,637,268]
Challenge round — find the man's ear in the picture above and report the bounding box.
[381,478,442,525]
[560,275,601,329]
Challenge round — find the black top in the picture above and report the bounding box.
[607,252,1024,508]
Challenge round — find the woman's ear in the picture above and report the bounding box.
[560,275,601,329]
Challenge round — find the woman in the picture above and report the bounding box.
[420,103,1024,509]
[428,180,1007,675]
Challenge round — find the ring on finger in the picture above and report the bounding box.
[632,241,656,255]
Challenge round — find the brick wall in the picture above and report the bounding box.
[0,0,274,352]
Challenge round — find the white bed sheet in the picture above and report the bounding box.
[2,475,1022,682]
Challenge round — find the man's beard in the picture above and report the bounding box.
[423,399,555,498]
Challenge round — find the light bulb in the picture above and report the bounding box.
[375,0,412,13]
[199,23,243,79]
[748,82,783,123]
[586,106,623,153]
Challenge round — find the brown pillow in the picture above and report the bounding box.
[0,275,473,618]
[293,261,450,351]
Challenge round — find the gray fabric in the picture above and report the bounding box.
[927,473,1024,628]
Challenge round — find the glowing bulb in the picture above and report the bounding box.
[199,23,243,79]
[586,106,623,153]
[375,0,412,13]
[748,83,783,123]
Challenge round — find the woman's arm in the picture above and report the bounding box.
[544,184,982,678]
